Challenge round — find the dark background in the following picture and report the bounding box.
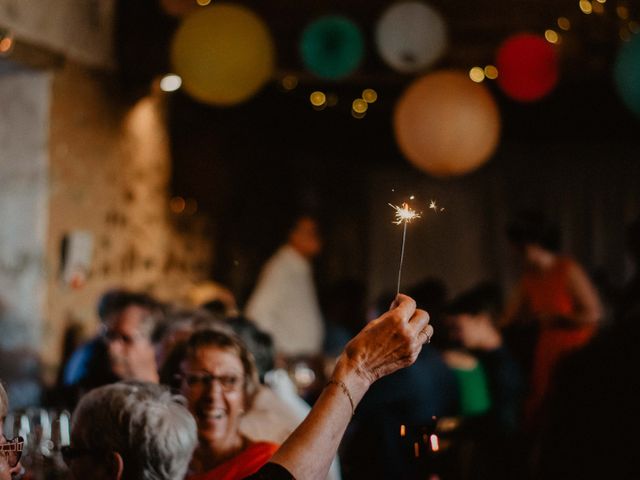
[115,0,640,303]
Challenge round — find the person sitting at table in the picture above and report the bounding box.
[0,382,24,480]
[64,381,197,480]
[62,289,165,407]
[63,294,431,480]
[176,328,278,480]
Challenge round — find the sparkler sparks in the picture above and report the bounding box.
[388,202,421,225]
[389,198,445,295]
[429,199,445,213]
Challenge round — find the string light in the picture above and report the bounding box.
[310,91,326,108]
[469,66,485,82]
[352,98,368,114]
[362,88,378,103]
[545,29,560,43]
[159,74,182,92]
[579,0,593,14]
[557,17,571,30]
[484,65,499,79]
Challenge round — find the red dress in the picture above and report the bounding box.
[187,442,279,480]
[520,257,596,419]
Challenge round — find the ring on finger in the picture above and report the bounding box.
[419,328,432,343]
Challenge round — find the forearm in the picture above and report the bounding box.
[269,357,370,479]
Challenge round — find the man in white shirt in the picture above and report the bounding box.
[246,216,325,357]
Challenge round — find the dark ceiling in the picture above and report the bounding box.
[116,0,640,97]
[114,0,640,295]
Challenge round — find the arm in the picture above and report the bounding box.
[567,262,602,325]
[262,295,432,480]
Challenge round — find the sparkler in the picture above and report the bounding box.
[389,202,421,295]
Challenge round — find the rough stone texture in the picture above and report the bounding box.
[0,0,115,69]
[0,63,50,406]
[43,62,211,383]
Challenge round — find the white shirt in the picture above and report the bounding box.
[246,246,324,356]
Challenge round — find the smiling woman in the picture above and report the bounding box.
[178,329,278,480]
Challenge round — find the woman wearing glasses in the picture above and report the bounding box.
[178,329,277,480]
[0,383,23,479]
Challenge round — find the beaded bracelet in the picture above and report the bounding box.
[327,379,355,416]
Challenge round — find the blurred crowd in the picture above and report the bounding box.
[1,212,639,479]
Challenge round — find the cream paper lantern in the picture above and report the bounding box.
[376,1,448,73]
[393,70,501,176]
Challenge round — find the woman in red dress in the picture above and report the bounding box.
[178,329,278,480]
[503,212,602,422]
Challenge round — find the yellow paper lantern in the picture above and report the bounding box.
[393,70,501,177]
[170,4,275,106]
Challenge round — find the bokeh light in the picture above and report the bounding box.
[579,0,593,14]
[469,67,485,82]
[545,30,559,44]
[310,91,326,107]
[362,88,378,103]
[352,98,368,113]
[484,65,499,79]
[170,197,186,214]
[557,17,571,30]
[159,74,182,92]
[281,75,299,91]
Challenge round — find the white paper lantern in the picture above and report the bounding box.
[375,1,448,74]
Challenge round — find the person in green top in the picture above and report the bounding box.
[443,283,524,432]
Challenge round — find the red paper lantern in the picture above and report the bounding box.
[496,33,558,102]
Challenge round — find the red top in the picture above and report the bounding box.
[187,441,279,480]
[520,256,575,320]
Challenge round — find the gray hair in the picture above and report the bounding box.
[72,381,197,480]
[0,382,7,418]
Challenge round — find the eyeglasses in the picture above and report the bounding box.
[179,371,243,392]
[0,436,23,468]
[101,326,145,346]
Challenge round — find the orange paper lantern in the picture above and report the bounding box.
[393,70,501,176]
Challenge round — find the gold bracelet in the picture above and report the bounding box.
[327,379,355,416]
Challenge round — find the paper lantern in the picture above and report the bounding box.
[170,4,275,106]
[614,33,640,118]
[496,33,558,102]
[375,1,448,74]
[300,16,364,80]
[393,70,501,177]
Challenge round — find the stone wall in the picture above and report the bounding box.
[43,62,211,382]
[0,62,50,405]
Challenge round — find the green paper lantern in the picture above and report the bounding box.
[614,33,640,118]
[300,16,364,80]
